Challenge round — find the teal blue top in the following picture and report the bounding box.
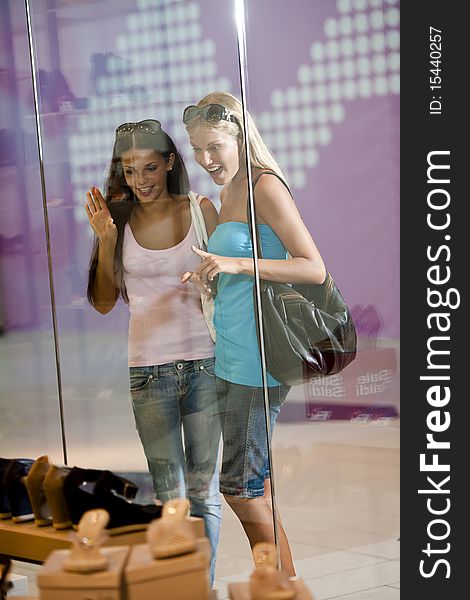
[207,221,288,387]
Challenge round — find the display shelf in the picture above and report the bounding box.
[0,596,219,600]
[0,516,203,564]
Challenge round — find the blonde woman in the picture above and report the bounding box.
[181,92,326,575]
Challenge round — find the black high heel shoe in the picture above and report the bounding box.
[63,467,162,535]
[3,458,35,522]
[0,459,12,519]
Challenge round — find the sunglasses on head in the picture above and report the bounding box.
[115,119,162,138]
[182,104,237,125]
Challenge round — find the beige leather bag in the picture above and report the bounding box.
[188,192,216,342]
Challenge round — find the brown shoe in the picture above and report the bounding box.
[43,464,72,530]
[24,455,52,526]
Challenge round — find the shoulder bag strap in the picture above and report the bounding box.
[246,170,292,260]
[189,191,208,250]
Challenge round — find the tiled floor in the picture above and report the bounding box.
[2,331,400,598]
[212,419,400,599]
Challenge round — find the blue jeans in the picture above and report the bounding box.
[216,377,291,499]
[130,357,221,585]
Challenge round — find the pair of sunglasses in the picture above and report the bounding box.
[182,103,237,125]
[115,119,162,138]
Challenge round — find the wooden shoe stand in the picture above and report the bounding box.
[0,516,204,563]
[229,580,313,600]
[1,517,215,599]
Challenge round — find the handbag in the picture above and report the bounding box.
[247,173,357,386]
[188,191,216,342]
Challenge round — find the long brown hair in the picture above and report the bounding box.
[87,127,190,305]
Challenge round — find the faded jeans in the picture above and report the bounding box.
[130,357,221,585]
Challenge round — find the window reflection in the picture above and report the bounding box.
[0,0,399,592]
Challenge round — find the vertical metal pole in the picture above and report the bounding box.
[234,0,281,570]
[24,0,68,465]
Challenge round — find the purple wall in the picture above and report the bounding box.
[1,0,399,340]
[244,0,400,338]
[0,0,400,462]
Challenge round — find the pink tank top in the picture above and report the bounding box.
[122,203,214,367]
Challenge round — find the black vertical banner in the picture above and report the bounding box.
[401,2,466,597]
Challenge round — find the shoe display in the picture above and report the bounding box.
[24,455,52,526]
[63,509,110,573]
[250,543,296,600]
[95,468,139,500]
[2,459,34,523]
[63,467,162,535]
[43,463,73,530]
[147,498,196,559]
[0,459,12,519]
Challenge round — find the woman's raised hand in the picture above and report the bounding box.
[85,187,117,243]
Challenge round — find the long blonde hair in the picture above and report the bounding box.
[185,91,287,182]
